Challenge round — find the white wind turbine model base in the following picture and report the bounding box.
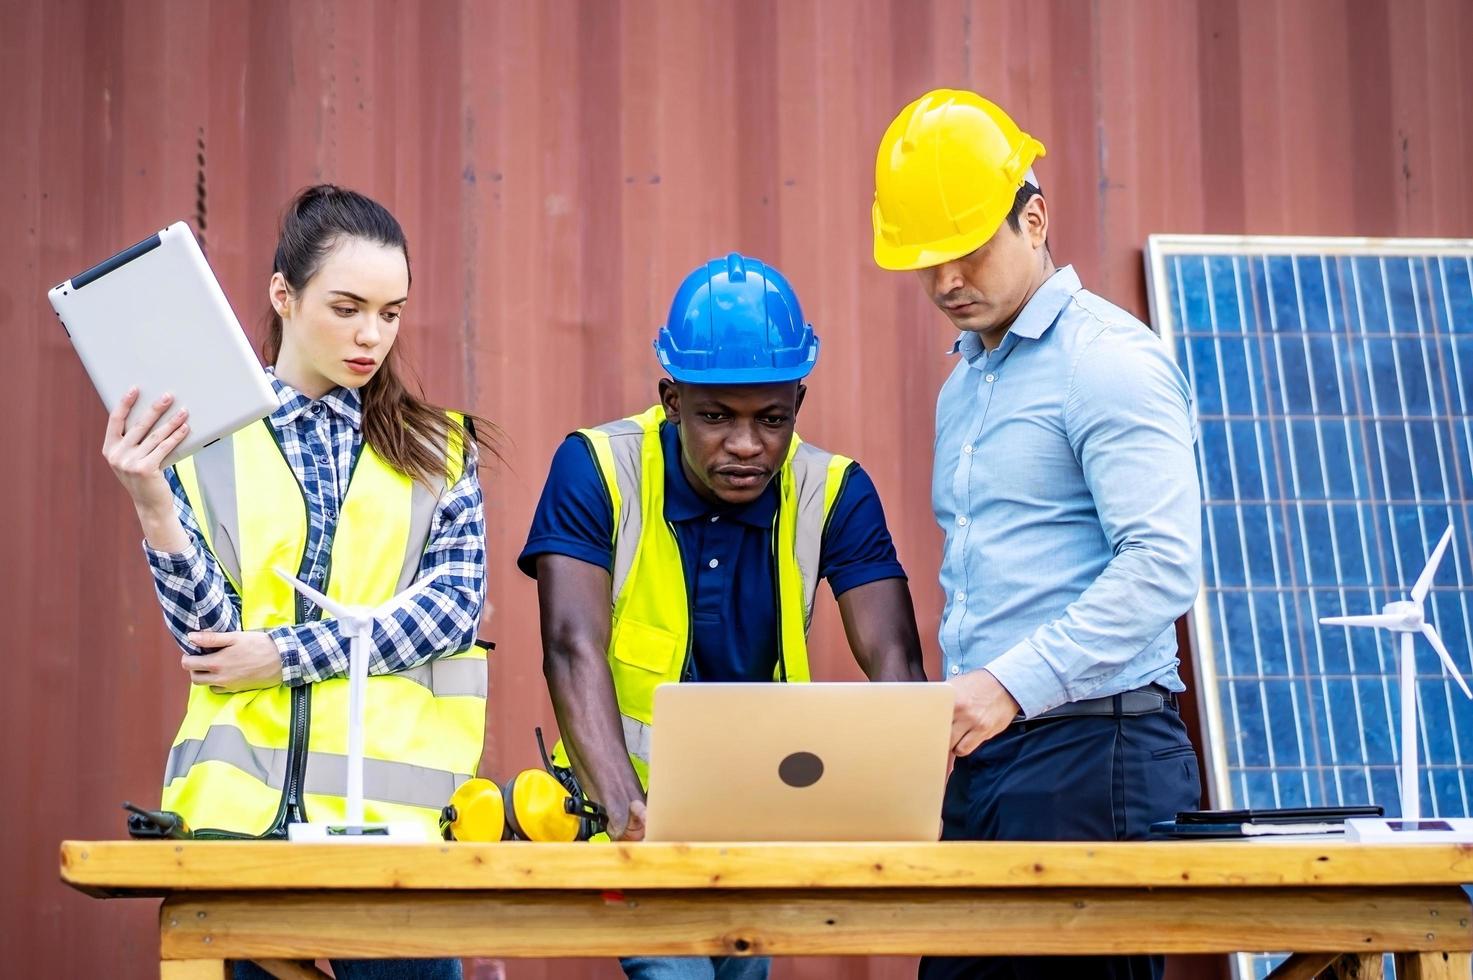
[275,567,443,843]
[1319,526,1473,842]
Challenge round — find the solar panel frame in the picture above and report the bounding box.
[1144,236,1473,978]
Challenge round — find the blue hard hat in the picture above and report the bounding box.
[654,253,819,384]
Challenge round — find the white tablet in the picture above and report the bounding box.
[49,221,277,468]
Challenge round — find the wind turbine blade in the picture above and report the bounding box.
[1319,613,1404,629]
[1411,526,1455,603]
[370,569,450,620]
[1421,624,1473,699]
[273,567,353,622]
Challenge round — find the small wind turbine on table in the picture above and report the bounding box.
[274,566,446,842]
[1318,526,1473,841]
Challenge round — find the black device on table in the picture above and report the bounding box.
[122,801,193,840]
[1150,805,1384,838]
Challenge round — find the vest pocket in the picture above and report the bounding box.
[610,617,682,675]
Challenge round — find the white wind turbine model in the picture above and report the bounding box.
[1319,526,1473,840]
[274,566,447,842]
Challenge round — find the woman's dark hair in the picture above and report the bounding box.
[262,184,499,486]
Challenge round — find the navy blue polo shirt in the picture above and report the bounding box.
[518,421,907,682]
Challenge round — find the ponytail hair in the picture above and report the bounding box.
[262,184,500,485]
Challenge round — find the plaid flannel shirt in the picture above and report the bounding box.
[144,373,486,685]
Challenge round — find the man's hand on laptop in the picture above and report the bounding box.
[948,669,1021,756]
[608,798,648,842]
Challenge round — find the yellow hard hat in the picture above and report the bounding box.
[872,89,1046,271]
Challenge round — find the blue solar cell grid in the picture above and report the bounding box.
[1145,240,1473,979]
[1151,244,1473,810]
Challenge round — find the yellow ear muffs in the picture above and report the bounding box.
[505,727,610,842]
[440,778,509,842]
[444,729,610,843]
[503,769,585,842]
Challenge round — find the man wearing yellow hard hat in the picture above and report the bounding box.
[873,90,1203,980]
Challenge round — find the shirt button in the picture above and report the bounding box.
[957,516,969,527]
[310,403,323,415]
[710,515,720,523]
[708,558,719,569]
[963,444,974,455]
[955,591,966,603]
[949,665,960,676]
[985,373,996,383]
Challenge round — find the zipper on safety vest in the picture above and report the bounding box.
[266,419,319,833]
[277,436,361,827]
[281,698,310,826]
[280,584,313,826]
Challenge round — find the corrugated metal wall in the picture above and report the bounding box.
[3,1,1470,977]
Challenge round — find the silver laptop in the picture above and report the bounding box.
[643,682,955,842]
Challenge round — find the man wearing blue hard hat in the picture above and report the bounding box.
[519,253,927,980]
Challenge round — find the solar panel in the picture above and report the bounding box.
[1143,237,1473,978]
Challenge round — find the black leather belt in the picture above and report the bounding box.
[1011,684,1178,728]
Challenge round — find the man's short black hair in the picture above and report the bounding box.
[1003,181,1042,233]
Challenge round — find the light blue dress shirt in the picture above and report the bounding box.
[933,265,1202,718]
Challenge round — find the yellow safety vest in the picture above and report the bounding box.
[555,405,853,784]
[161,416,487,837]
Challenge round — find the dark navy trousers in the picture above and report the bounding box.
[918,703,1201,980]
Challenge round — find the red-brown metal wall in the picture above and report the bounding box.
[4,1,1471,977]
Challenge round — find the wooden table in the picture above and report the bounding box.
[60,840,1473,979]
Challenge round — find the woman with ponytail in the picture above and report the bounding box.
[103,185,493,980]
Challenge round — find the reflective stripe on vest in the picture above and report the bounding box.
[165,415,486,836]
[164,725,463,811]
[556,404,851,781]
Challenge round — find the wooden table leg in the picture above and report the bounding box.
[1393,952,1472,979]
[161,961,229,979]
[1326,953,1386,979]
